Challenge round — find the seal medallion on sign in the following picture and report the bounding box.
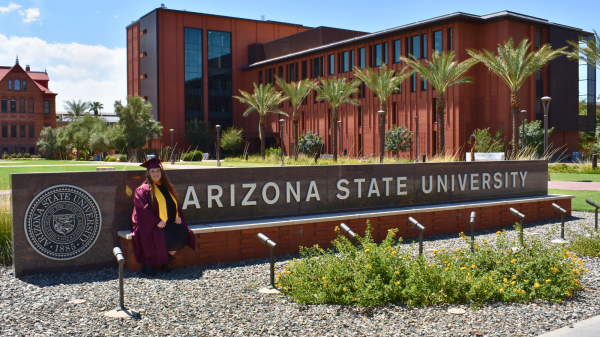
[24,184,102,260]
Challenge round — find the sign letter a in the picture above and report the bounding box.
[182,186,201,209]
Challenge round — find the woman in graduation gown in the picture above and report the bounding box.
[131,157,196,276]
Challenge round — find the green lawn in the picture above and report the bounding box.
[550,173,600,182]
[548,188,600,212]
[0,160,118,166]
[0,165,144,190]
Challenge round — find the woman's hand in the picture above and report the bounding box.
[175,216,182,224]
[157,220,166,228]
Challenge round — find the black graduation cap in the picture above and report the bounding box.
[140,157,163,170]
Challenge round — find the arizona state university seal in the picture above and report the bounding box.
[24,185,102,260]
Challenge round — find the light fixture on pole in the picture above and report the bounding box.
[541,97,551,154]
[170,129,174,165]
[586,198,600,230]
[216,125,221,167]
[339,223,356,241]
[257,233,279,294]
[510,208,525,247]
[408,217,425,255]
[470,212,476,253]
[552,203,567,243]
[414,115,419,162]
[279,119,285,166]
[520,110,527,152]
[337,120,342,157]
[378,110,385,163]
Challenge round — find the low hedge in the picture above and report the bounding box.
[183,150,203,162]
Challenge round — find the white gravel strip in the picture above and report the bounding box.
[1,211,599,336]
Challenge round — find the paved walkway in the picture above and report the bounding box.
[537,315,600,336]
[548,181,600,191]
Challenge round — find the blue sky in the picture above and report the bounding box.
[0,0,597,110]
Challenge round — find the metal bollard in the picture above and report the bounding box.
[470,212,476,253]
[408,217,425,256]
[593,154,598,170]
[510,208,525,247]
[586,198,600,231]
[552,203,567,240]
[340,223,356,241]
[257,233,277,289]
[113,247,125,310]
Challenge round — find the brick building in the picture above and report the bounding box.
[127,8,595,157]
[0,58,57,155]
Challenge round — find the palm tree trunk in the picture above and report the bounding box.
[293,108,299,161]
[379,104,386,163]
[510,91,521,159]
[332,108,338,162]
[259,115,266,160]
[437,92,446,155]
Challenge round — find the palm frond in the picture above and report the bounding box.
[402,51,477,94]
[353,63,411,106]
[565,30,600,69]
[315,77,361,109]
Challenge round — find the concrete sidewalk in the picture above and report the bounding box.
[548,181,600,191]
[537,315,600,337]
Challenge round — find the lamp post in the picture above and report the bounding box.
[216,125,221,167]
[541,96,551,154]
[170,129,174,165]
[510,208,525,247]
[337,121,342,157]
[414,115,419,162]
[279,119,285,166]
[520,110,527,152]
[378,110,385,163]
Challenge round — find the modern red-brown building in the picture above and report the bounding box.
[0,58,57,155]
[127,8,595,157]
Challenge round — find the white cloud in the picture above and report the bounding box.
[0,2,21,14]
[0,34,126,110]
[97,11,100,14]
[19,7,40,23]
[114,15,118,19]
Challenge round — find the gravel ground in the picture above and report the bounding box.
[2,211,600,337]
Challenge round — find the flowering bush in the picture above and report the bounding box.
[277,221,585,307]
[568,225,600,258]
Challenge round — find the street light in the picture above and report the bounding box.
[408,217,425,255]
[216,125,221,167]
[337,121,342,157]
[520,110,527,152]
[169,129,175,165]
[378,110,385,163]
[510,208,525,247]
[257,233,278,292]
[414,115,419,162]
[541,96,551,153]
[552,203,567,240]
[586,198,600,230]
[279,119,285,166]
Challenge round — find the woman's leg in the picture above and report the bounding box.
[168,251,177,255]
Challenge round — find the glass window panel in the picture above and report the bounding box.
[14,80,20,91]
[411,36,420,59]
[448,28,453,51]
[359,48,365,68]
[393,40,401,63]
[375,44,381,67]
[22,81,26,91]
[207,30,232,128]
[11,125,16,138]
[10,99,16,113]
[384,43,388,64]
[8,80,12,90]
[434,31,442,55]
[29,125,34,138]
[1,98,6,113]
[28,99,34,113]
[343,52,349,72]
[185,28,204,122]
[329,54,334,75]
[421,34,427,59]
[1,125,6,138]
[44,101,50,114]
[20,125,25,138]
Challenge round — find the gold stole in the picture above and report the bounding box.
[153,184,178,223]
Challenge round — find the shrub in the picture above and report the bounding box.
[568,226,600,258]
[265,147,281,157]
[517,120,554,156]
[385,125,413,156]
[221,126,243,155]
[278,221,585,307]
[298,132,324,156]
[2,154,8,160]
[467,127,505,153]
[0,211,11,266]
[106,156,118,162]
[183,150,203,162]
[24,153,30,158]
[118,154,127,162]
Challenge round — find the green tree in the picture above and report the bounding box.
[36,126,70,158]
[60,115,108,159]
[353,64,411,162]
[220,126,243,155]
[88,101,104,115]
[384,125,413,157]
[184,120,213,150]
[234,83,288,160]
[467,127,505,153]
[276,77,317,160]
[566,29,600,69]
[298,131,325,158]
[518,120,554,156]
[315,77,361,162]
[114,95,163,154]
[64,99,91,119]
[106,124,128,153]
[467,38,566,157]
[402,51,478,155]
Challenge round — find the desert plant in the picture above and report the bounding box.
[106,156,117,162]
[265,147,281,157]
[220,126,243,155]
[353,64,410,162]
[517,120,555,156]
[467,38,566,158]
[467,127,506,153]
[118,154,127,162]
[384,125,413,156]
[0,211,11,266]
[298,132,325,161]
[402,51,478,155]
[568,226,600,258]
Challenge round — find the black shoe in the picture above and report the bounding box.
[142,265,157,277]
[160,263,171,273]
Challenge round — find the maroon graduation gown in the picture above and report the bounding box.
[131,182,196,266]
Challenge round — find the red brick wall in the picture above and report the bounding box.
[120,198,570,272]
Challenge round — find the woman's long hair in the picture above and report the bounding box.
[145,167,180,214]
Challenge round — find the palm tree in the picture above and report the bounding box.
[402,51,479,155]
[64,100,91,120]
[275,77,317,161]
[353,64,412,162]
[566,29,600,69]
[234,83,289,160]
[467,37,565,157]
[88,101,104,116]
[315,77,361,162]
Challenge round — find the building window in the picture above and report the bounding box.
[29,125,34,138]
[329,54,334,75]
[20,125,25,138]
[20,147,25,153]
[44,101,50,114]
[1,98,6,113]
[383,42,388,64]
[140,74,148,79]
[369,45,373,67]
[313,57,320,78]
[320,57,325,76]
[289,63,295,81]
[375,44,381,67]
[350,50,354,71]
[2,147,6,154]
[15,79,20,90]
[278,66,283,79]
[432,98,437,123]
[421,34,427,59]
[422,78,427,91]
[343,51,349,72]
[1,126,6,138]
[29,147,34,155]
[268,68,273,84]
[10,99,16,113]
[314,89,318,104]
[28,99,34,113]
[258,70,263,84]
[19,98,25,113]
[359,48,365,68]
[140,29,147,36]
[184,27,203,123]
[411,36,420,59]
[11,147,16,154]
[393,40,401,63]
[302,60,307,79]
[207,30,233,128]
[140,52,148,58]
[358,107,362,127]
[10,125,16,138]
[448,28,453,51]
[434,31,442,55]
[8,80,12,90]
[411,74,416,92]
[392,102,397,125]
[22,81,27,91]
